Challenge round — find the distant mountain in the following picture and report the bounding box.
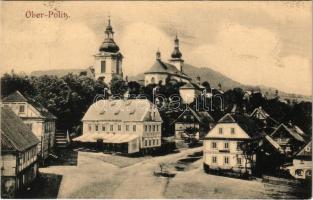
[129,63,311,102]
[30,64,311,102]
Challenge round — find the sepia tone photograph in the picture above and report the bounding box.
[0,1,312,199]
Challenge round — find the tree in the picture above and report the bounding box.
[240,139,261,175]
[1,72,37,97]
[110,76,128,97]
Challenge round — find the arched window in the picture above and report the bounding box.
[151,77,155,84]
[101,60,106,73]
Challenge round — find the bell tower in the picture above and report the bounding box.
[169,35,184,72]
[94,17,123,84]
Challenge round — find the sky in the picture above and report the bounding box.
[1,1,312,95]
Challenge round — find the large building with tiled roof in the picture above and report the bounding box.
[2,91,56,161]
[203,113,263,176]
[74,99,163,154]
[144,36,192,86]
[1,107,39,198]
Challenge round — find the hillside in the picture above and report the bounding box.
[30,64,311,101]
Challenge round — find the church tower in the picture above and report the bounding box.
[94,17,123,84]
[169,35,184,72]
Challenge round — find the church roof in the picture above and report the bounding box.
[1,107,40,152]
[145,59,190,79]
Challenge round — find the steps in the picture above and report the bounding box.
[55,132,69,148]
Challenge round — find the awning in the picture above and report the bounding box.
[73,133,138,144]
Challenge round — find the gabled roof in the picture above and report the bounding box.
[2,91,56,120]
[2,90,28,102]
[1,107,40,152]
[249,106,279,125]
[82,99,162,122]
[144,59,190,79]
[218,113,262,138]
[171,107,214,125]
[295,141,312,158]
[180,82,195,89]
[264,135,284,154]
[271,123,306,143]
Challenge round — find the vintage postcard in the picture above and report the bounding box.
[0,1,312,199]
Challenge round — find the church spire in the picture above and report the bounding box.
[99,16,119,53]
[156,49,161,60]
[171,35,182,59]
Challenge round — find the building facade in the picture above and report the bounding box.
[94,17,123,84]
[203,113,261,176]
[2,91,56,161]
[74,99,163,154]
[1,108,40,198]
[288,141,312,180]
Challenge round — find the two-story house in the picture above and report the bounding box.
[74,99,163,154]
[1,107,40,198]
[171,107,214,147]
[203,113,262,176]
[2,91,57,162]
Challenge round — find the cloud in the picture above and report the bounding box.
[1,21,97,74]
[187,24,311,95]
[119,22,173,76]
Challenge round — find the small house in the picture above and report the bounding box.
[1,108,40,198]
[2,91,57,162]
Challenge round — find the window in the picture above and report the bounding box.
[295,169,304,176]
[110,125,113,131]
[153,125,155,131]
[153,139,155,146]
[156,125,159,132]
[88,124,92,132]
[237,142,241,150]
[305,146,311,152]
[95,125,99,131]
[237,158,242,165]
[27,123,32,131]
[149,125,151,132]
[116,61,120,74]
[19,105,25,113]
[212,156,217,164]
[126,125,129,131]
[231,128,235,134]
[133,125,136,132]
[101,60,106,73]
[149,140,151,146]
[145,140,148,146]
[224,157,229,165]
[219,127,223,134]
[151,77,155,84]
[211,142,217,149]
[156,140,159,145]
[102,125,106,131]
[224,142,229,149]
[145,125,147,132]
[118,125,121,131]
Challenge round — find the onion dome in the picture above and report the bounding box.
[99,17,120,53]
[171,35,182,59]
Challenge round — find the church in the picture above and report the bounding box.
[94,18,123,85]
[144,36,192,86]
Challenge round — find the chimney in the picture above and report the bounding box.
[196,76,201,85]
